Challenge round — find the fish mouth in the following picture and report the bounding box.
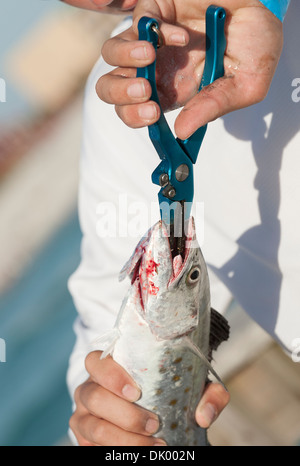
[168,217,197,283]
[139,218,197,303]
[119,217,197,309]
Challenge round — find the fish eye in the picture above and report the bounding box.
[186,266,201,285]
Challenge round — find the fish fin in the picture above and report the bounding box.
[182,336,227,392]
[209,308,230,354]
[90,328,120,359]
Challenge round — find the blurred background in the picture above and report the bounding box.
[0,0,299,447]
[0,0,120,446]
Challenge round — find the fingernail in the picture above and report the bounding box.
[145,417,160,434]
[153,439,167,446]
[138,103,157,121]
[130,46,148,60]
[127,82,146,99]
[169,33,186,45]
[122,384,141,402]
[197,403,217,428]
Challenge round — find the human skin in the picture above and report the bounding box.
[97,0,283,139]
[61,0,138,14]
[69,351,230,446]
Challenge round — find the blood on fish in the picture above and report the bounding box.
[138,259,160,297]
[148,281,159,296]
[131,259,142,285]
[146,259,160,277]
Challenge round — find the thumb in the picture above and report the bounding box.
[195,383,230,429]
[132,0,189,47]
[174,61,276,140]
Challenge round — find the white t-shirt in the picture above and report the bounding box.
[67,4,300,399]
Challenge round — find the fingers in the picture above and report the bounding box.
[70,352,229,445]
[174,70,272,140]
[97,70,160,127]
[71,411,165,446]
[97,71,152,106]
[99,33,160,127]
[70,351,167,446]
[62,0,137,12]
[132,20,189,48]
[195,383,230,429]
[131,1,189,47]
[85,351,141,401]
[91,0,138,11]
[97,16,189,128]
[101,23,188,71]
[97,0,283,136]
[78,380,160,436]
[115,100,160,128]
[102,35,156,68]
[174,75,235,139]
[174,7,283,140]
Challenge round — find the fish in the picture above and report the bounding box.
[94,217,229,446]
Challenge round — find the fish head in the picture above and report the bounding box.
[121,218,210,340]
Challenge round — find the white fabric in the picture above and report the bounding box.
[67,5,300,400]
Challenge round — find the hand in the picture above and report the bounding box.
[97,0,283,139]
[61,0,138,14]
[69,350,230,446]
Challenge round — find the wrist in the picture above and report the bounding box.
[258,0,291,21]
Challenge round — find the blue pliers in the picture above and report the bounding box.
[137,5,226,256]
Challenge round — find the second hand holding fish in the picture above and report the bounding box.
[94,217,229,445]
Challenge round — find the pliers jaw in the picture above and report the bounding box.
[137,6,227,258]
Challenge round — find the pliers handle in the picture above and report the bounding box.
[137,5,226,226]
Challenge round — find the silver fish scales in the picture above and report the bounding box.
[96,218,229,446]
